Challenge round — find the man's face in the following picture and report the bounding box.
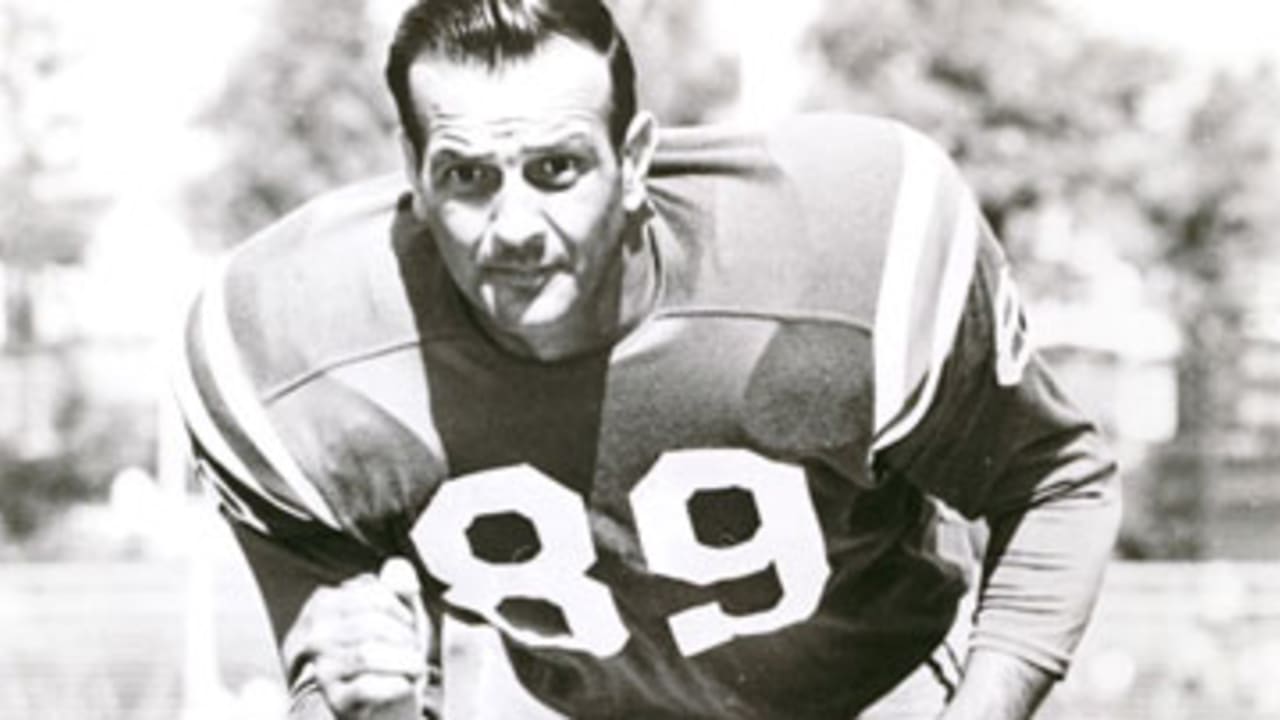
[404,37,639,336]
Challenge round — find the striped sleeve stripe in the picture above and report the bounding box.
[194,444,272,535]
[175,295,310,522]
[873,125,943,433]
[872,125,980,451]
[185,259,341,529]
[172,298,269,501]
[874,192,979,452]
[901,156,963,394]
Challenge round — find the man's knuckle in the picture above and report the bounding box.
[313,658,342,687]
[351,644,374,671]
[349,674,411,704]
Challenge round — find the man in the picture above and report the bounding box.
[173,0,1120,717]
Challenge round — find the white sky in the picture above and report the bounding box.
[65,0,258,197]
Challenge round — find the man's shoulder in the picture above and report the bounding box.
[656,111,903,148]
[173,174,437,537]
[763,112,914,164]
[653,112,963,243]
[190,173,419,393]
[654,112,943,183]
[228,172,406,279]
[650,114,967,322]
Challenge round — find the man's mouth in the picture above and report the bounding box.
[483,265,558,289]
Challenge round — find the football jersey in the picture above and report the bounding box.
[174,114,1116,719]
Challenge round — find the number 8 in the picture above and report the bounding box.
[412,465,629,656]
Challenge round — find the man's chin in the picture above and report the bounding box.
[478,298,570,333]
[483,282,577,330]
[501,306,572,331]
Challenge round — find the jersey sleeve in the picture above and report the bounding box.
[868,124,1116,516]
[171,255,347,535]
[170,265,386,682]
[869,124,1120,676]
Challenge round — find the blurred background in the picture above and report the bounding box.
[2,0,1278,717]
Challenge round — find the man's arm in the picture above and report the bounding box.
[172,268,434,718]
[869,126,1121,717]
[894,309,1120,719]
[939,648,1054,720]
[885,319,1121,718]
[944,443,1120,720]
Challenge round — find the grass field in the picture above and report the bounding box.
[3,530,1279,719]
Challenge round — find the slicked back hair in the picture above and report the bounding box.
[385,0,638,163]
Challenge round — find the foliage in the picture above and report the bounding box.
[186,0,399,248]
[0,349,156,545]
[809,0,1172,262]
[2,0,104,354]
[0,1,129,551]
[0,1,102,270]
[612,0,740,125]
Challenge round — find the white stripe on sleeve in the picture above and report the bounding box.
[872,190,979,452]
[873,125,943,434]
[199,258,342,529]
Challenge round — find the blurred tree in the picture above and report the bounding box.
[808,0,1174,268]
[1,1,102,342]
[0,363,155,544]
[809,0,1280,558]
[612,0,740,125]
[1137,69,1280,557]
[186,0,399,248]
[1,2,141,551]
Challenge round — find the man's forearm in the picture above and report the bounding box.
[971,464,1121,675]
[939,648,1053,720]
[943,463,1119,719]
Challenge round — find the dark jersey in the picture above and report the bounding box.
[174,114,1118,718]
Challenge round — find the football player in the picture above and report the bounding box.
[173,0,1121,718]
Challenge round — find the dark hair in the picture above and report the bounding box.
[385,0,637,162]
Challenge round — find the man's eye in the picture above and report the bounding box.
[439,164,497,193]
[526,156,583,188]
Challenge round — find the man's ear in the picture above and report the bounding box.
[620,110,658,214]
[398,129,428,218]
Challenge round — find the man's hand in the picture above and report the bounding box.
[938,649,1054,720]
[283,558,431,720]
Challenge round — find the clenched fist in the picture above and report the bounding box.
[284,558,434,719]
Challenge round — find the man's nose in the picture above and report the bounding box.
[490,184,545,259]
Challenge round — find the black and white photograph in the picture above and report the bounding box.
[2,1,1278,718]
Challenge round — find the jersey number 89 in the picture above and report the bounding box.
[410,449,831,658]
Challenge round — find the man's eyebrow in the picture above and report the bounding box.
[426,146,494,165]
[522,130,598,153]
[425,127,599,164]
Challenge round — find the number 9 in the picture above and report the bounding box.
[630,450,830,656]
